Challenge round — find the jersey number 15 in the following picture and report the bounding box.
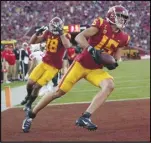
[95,35,119,54]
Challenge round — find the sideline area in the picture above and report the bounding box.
[1,85,26,111]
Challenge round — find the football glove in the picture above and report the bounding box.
[75,45,82,54]
[105,61,119,70]
[87,46,103,65]
[35,26,48,36]
[56,26,63,35]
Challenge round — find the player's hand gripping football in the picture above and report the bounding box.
[87,46,103,65]
[105,60,119,70]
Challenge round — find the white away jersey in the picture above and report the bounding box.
[29,51,45,64]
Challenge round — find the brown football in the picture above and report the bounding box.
[100,53,116,65]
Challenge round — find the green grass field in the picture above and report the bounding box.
[32,59,150,105]
[3,59,149,107]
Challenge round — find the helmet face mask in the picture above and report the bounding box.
[49,17,64,35]
[115,13,128,29]
[106,5,129,29]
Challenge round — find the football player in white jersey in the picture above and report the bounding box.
[24,43,45,80]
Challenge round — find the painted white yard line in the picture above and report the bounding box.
[71,85,149,92]
[47,97,150,106]
[1,76,149,112]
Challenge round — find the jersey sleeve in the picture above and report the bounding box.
[91,17,104,29]
[120,33,131,47]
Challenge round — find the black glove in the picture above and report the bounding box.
[75,46,82,54]
[105,62,119,70]
[87,46,103,65]
[35,26,48,36]
[56,26,63,35]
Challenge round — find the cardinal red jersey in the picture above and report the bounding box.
[67,47,76,60]
[42,31,70,69]
[76,17,130,69]
[2,49,16,65]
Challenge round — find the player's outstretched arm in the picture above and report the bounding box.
[75,27,99,49]
[29,34,44,45]
[29,26,47,44]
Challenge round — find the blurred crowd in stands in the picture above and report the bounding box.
[1,1,150,50]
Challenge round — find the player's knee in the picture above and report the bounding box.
[27,81,34,89]
[53,89,65,98]
[106,80,114,92]
[57,89,66,96]
[101,79,115,92]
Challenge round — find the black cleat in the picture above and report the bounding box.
[22,110,36,133]
[22,117,32,133]
[75,116,97,131]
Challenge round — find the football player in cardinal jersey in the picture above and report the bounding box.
[21,17,72,132]
[22,5,130,132]
[23,43,59,96]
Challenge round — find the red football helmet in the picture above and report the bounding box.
[106,5,129,29]
[49,17,64,35]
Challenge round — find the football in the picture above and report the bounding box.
[100,53,116,65]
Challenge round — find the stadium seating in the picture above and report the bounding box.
[1,1,150,50]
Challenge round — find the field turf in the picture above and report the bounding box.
[33,59,150,105]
